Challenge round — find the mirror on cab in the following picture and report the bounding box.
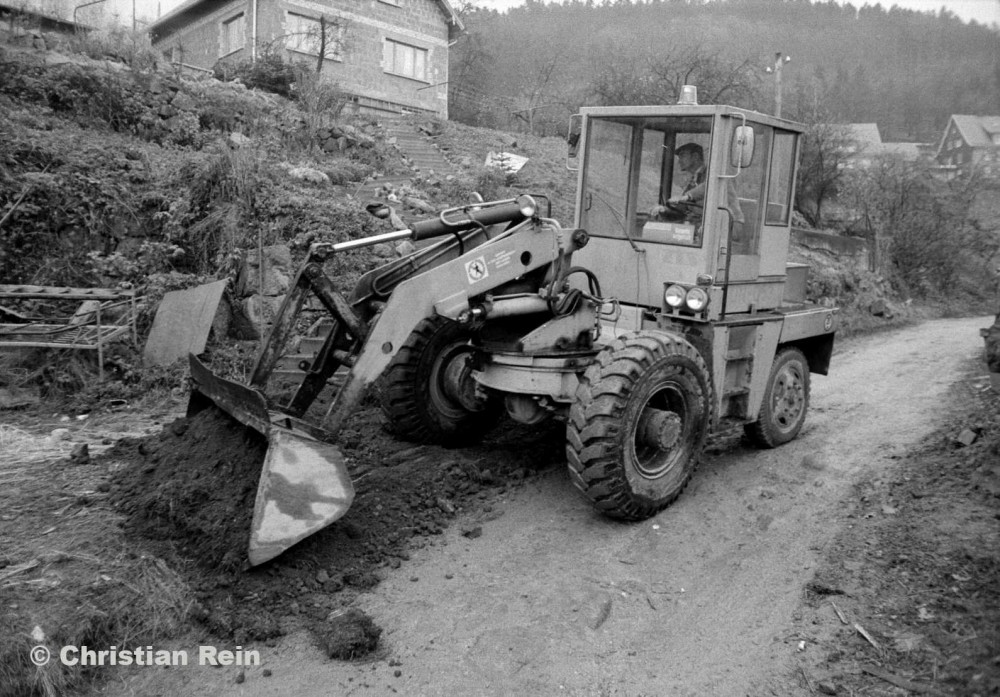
[730,125,755,169]
[567,114,582,170]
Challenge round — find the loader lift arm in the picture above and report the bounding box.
[188,195,582,566]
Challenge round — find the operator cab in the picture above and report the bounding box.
[568,96,803,323]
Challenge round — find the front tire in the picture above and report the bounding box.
[566,332,714,521]
[744,347,810,448]
[378,316,502,445]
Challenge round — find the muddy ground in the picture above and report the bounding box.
[87,315,998,697]
[2,316,997,697]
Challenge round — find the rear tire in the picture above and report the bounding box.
[566,332,714,521]
[378,316,502,445]
[744,347,810,448]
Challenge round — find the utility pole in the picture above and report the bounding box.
[767,52,791,118]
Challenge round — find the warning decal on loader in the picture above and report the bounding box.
[465,257,488,284]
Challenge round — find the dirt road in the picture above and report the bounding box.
[101,316,989,697]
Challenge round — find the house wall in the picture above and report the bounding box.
[937,120,974,169]
[153,0,450,117]
[273,0,449,116]
[154,0,251,71]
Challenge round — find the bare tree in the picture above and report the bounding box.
[841,157,997,296]
[587,44,761,108]
[795,121,855,227]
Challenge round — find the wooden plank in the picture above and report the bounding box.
[0,285,136,300]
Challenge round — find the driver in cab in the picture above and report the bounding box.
[650,142,705,221]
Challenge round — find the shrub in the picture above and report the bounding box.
[68,26,159,72]
[214,45,296,97]
[842,158,997,300]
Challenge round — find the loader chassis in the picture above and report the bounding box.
[188,100,837,566]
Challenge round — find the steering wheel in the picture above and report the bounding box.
[661,200,689,214]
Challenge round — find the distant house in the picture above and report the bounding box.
[832,123,882,169]
[830,123,927,169]
[879,141,923,161]
[149,0,463,118]
[935,114,1000,177]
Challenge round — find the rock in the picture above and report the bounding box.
[262,668,272,677]
[288,167,330,185]
[395,240,416,257]
[817,681,838,695]
[586,594,613,630]
[238,244,293,297]
[321,609,381,660]
[241,294,286,329]
[229,132,251,148]
[404,196,436,214]
[70,443,90,464]
[317,569,330,584]
[51,428,71,441]
[234,670,245,684]
[372,243,395,258]
[869,298,886,316]
[460,525,483,539]
[954,428,978,447]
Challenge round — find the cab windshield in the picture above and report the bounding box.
[579,115,714,247]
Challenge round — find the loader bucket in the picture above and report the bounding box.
[187,354,355,567]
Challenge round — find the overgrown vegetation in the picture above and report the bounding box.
[842,159,999,299]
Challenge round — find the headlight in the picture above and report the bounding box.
[685,287,709,311]
[515,194,537,218]
[665,284,686,308]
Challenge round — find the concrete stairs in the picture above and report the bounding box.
[384,121,456,178]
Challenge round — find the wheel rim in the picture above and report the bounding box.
[431,342,484,418]
[631,380,691,479]
[771,360,805,434]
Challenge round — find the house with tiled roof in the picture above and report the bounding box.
[149,0,463,118]
[935,114,1000,177]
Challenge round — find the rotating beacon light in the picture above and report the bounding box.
[677,85,698,106]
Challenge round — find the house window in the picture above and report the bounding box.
[383,39,428,81]
[221,13,245,56]
[286,13,343,59]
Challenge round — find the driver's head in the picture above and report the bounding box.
[675,142,704,171]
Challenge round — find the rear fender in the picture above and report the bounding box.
[783,333,835,376]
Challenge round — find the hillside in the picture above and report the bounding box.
[451,0,999,142]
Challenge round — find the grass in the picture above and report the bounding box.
[0,412,192,697]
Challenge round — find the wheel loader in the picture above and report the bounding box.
[188,90,838,566]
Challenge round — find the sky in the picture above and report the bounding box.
[121,0,998,29]
[465,0,1000,26]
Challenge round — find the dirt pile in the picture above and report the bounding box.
[108,407,267,572]
[102,400,563,647]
